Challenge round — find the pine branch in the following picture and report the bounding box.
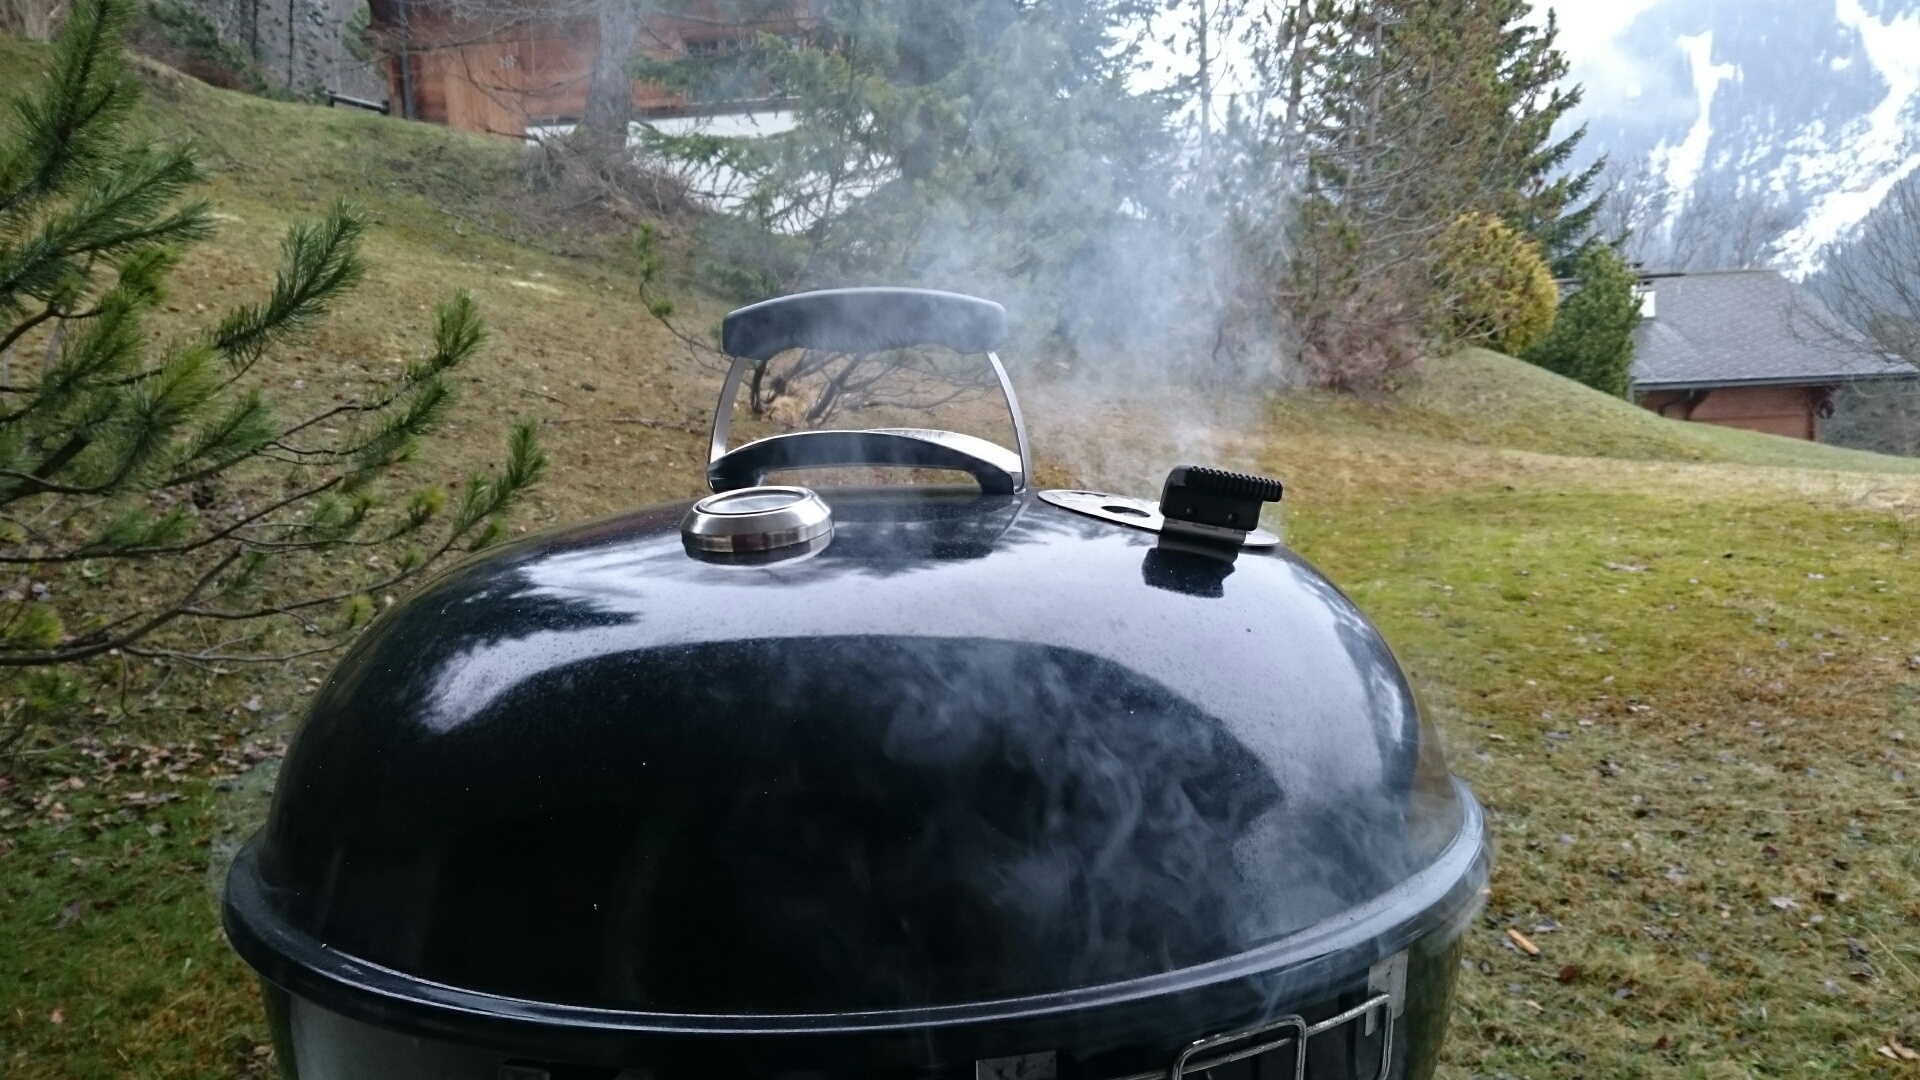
[0,0,141,218]
[0,146,210,317]
[209,202,368,373]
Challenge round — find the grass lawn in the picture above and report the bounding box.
[1262,420,1920,1077]
[3,41,1919,1080]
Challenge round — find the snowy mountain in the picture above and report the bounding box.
[1564,0,1920,275]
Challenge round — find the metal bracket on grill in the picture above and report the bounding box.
[1169,1013,1309,1080]
[1037,490,1280,549]
[1168,996,1392,1080]
[1115,953,1406,1080]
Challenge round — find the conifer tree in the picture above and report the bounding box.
[1522,241,1638,397]
[0,0,545,715]
[629,0,1188,415]
[1253,0,1596,386]
[633,0,1176,315]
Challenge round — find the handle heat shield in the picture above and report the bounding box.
[707,289,1031,494]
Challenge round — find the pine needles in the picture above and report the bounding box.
[0,0,546,703]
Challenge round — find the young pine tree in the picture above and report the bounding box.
[1522,242,1639,397]
[0,0,545,726]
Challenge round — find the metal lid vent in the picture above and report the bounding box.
[681,486,833,554]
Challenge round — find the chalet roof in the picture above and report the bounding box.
[1629,269,1917,391]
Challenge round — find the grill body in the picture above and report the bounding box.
[225,486,1487,1080]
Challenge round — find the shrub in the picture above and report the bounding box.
[1522,242,1640,397]
[1823,380,1920,457]
[1432,213,1560,356]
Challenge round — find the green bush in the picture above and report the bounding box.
[1432,213,1560,356]
[1522,241,1639,397]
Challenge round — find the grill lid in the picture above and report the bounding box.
[230,487,1470,1019]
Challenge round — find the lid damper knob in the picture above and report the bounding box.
[1158,466,1284,547]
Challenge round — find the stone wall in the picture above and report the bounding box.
[196,0,387,100]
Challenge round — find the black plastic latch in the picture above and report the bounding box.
[1158,465,1284,546]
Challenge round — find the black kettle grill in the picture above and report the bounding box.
[224,288,1488,1080]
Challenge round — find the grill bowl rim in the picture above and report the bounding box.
[222,783,1487,1065]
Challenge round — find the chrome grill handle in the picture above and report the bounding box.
[1161,990,1397,1080]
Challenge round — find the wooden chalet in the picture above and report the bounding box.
[1631,270,1916,441]
[366,0,811,137]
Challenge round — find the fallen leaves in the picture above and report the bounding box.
[4,733,287,830]
[1878,1038,1920,1062]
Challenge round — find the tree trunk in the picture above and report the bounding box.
[582,0,641,143]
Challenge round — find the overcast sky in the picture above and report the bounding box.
[1538,0,1663,69]
[1535,0,1667,110]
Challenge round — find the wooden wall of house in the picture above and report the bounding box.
[379,1,813,138]
[1639,385,1828,441]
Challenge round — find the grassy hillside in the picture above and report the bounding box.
[1283,347,1920,472]
[1255,370,1920,1078]
[3,39,1919,1080]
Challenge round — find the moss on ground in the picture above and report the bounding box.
[3,39,1918,1080]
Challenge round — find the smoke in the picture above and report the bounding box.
[633,0,1298,497]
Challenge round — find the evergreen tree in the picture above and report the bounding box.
[1522,241,1639,396]
[0,0,545,711]
[634,0,1178,336]
[1254,0,1594,386]
[1433,212,1559,356]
